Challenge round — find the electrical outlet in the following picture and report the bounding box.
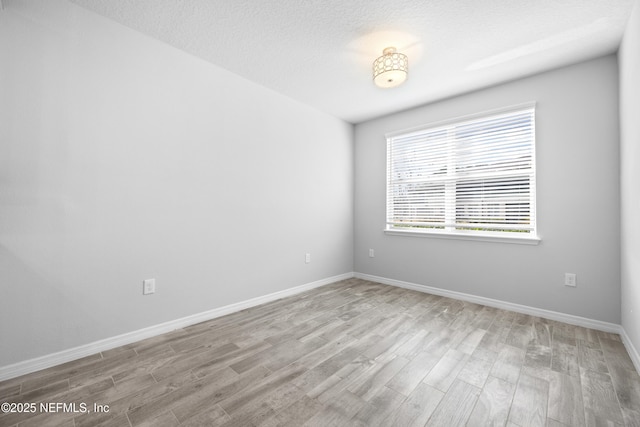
[305,253,311,264]
[564,273,577,287]
[369,249,375,258]
[143,279,156,295]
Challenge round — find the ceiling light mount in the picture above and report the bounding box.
[373,47,408,88]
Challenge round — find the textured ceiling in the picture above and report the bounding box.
[68,0,635,123]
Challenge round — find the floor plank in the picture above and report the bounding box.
[426,379,481,426]
[467,375,515,427]
[581,367,625,426]
[508,371,549,427]
[547,369,585,426]
[385,382,444,426]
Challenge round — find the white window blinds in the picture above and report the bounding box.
[386,106,536,238]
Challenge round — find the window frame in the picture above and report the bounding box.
[384,103,540,245]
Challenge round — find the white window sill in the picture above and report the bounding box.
[384,228,541,245]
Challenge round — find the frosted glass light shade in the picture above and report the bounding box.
[373,47,408,88]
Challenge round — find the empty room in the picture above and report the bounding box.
[1,0,640,426]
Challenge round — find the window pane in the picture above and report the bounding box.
[455,176,532,231]
[386,106,536,238]
[389,182,446,226]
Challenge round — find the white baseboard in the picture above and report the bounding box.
[620,327,640,374]
[354,272,622,334]
[0,272,355,382]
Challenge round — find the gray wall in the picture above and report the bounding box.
[620,0,640,357]
[0,0,353,366]
[355,55,621,324]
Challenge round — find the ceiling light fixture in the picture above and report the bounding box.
[373,47,408,88]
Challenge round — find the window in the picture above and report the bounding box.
[386,104,538,243]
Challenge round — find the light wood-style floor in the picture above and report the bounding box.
[1,278,639,427]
